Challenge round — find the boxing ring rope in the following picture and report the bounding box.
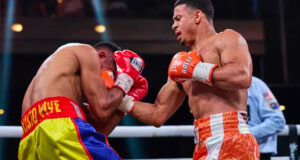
[0,125,299,160]
[0,125,299,138]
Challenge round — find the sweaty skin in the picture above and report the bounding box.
[130,4,252,127]
[22,43,124,136]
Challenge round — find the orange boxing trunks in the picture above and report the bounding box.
[193,111,260,160]
[18,96,121,160]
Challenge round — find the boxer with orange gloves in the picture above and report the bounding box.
[118,0,260,159]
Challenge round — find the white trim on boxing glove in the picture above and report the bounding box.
[118,95,135,113]
[192,62,218,86]
[115,73,134,93]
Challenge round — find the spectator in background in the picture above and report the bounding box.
[0,0,7,17]
[1,0,22,18]
[56,0,86,17]
[106,0,129,17]
[248,76,286,160]
[26,0,48,17]
[21,0,56,17]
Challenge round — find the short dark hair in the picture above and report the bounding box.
[93,41,121,52]
[174,0,214,20]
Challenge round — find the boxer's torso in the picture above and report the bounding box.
[22,46,84,115]
[182,30,248,119]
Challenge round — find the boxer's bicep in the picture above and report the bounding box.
[213,30,252,89]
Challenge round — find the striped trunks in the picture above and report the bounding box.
[193,111,260,160]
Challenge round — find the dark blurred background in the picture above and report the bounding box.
[1,0,300,159]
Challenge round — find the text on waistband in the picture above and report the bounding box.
[21,100,61,133]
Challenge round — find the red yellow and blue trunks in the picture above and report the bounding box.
[193,111,260,160]
[18,96,121,160]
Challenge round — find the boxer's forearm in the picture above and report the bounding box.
[131,101,165,127]
[131,81,186,127]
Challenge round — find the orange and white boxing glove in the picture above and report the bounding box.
[114,50,145,93]
[100,70,115,89]
[117,75,148,113]
[168,51,218,86]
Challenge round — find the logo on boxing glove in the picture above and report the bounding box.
[113,49,145,93]
[130,57,143,73]
[182,56,193,74]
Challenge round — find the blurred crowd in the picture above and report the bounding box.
[0,0,174,19]
[0,0,260,19]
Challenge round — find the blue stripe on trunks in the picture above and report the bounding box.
[73,118,122,160]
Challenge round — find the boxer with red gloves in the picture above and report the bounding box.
[19,41,146,160]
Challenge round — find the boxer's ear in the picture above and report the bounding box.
[194,10,202,24]
[98,51,106,58]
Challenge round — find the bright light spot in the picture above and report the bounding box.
[0,109,4,115]
[279,105,285,111]
[57,0,63,4]
[94,25,106,33]
[11,23,23,32]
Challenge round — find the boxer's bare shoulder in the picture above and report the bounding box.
[215,29,248,51]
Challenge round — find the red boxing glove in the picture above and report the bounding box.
[168,51,218,86]
[118,75,148,113]
[128,75,148,101]
[114,50,145,93]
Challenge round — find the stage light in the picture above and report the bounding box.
[279,105,286,111]
[0,109,4,115]
[11,23,23,32]
[95,25,106,33]
[2,1,15,159]
[57,0,63,4]
[91,0,110,40]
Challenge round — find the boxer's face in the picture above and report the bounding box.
[97,47,116,73]
[172,4,196,46]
